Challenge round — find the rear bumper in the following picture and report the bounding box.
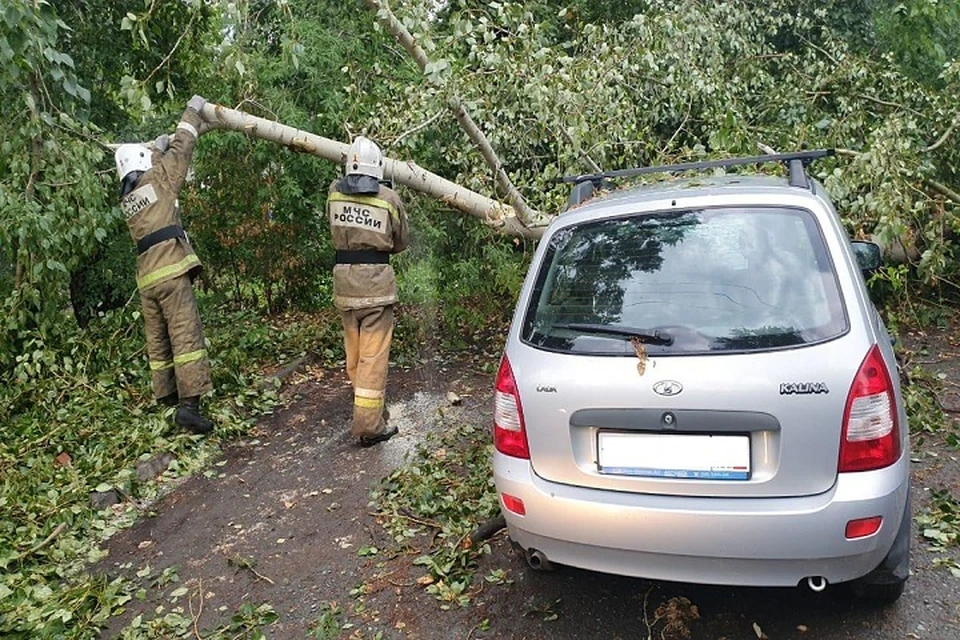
[493,452,909,587]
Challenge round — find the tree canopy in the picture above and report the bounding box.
[2,0,958,362]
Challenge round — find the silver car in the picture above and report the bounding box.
[493,151,910,603]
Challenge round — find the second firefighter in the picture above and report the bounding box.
[327,136,409,447]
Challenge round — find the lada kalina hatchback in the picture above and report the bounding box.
[492,151,910,603]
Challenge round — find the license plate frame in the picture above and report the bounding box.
[597,431,751,480]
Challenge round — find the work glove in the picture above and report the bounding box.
[154,134,170,153]
[187,94,207,113]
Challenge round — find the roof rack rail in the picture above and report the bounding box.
[558,149,836,191]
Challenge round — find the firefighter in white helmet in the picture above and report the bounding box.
[326,136,410,446]
[115,95,214,434]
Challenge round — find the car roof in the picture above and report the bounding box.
[564,175,826,216]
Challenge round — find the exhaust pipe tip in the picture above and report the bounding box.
[524,548,553,571]
[806,576,828,592]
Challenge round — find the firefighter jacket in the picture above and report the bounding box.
[120,107,204,291]
[327,181,410,310]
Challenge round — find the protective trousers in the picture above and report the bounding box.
[141,274,213,400]
[341,305,393,439]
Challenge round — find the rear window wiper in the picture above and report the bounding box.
[551,323,674,346]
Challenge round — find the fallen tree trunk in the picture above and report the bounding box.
[197,103,546,239]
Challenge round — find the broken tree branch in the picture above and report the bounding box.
[924,114,959,154]
[835,148,959,205]
[362,0,545,229]
[927,178,960,204]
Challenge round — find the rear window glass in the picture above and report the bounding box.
[521,207,848,354]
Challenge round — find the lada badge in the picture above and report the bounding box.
[653,380,683,397]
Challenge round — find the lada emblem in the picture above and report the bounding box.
[653,380,683,397]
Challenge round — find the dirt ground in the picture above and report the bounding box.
[97,323,960,639]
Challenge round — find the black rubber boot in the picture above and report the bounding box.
[175,396,214,435]
[157,392,179,407]
[359,426,399,448]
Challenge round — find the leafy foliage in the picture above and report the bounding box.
[377,0,959,298]
[917,488,960,578]
[873,0,960,86]
[117,600,279,639]
[0,303,340,637]
[370,422,500,609]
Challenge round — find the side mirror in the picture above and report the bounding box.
[851,240,881,272]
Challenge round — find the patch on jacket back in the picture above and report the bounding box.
[329,201,388,232]
[121,184,158,220]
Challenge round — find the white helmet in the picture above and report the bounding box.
[115,144,152,180]
[345,136,384,181]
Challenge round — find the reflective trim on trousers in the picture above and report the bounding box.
[137,254,201,290]
[176,121,198,138]
[354,396,384,409]
[173,348,207,366]
[334,294,397,309]
[327,191,398,220]
[355,386,385,399]
[150,359,174,371]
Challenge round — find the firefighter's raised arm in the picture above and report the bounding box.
[157,95,207,193]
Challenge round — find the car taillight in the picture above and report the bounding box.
[845,516,882,539]
[500,493,526,516]
[839,345,900,472]
[494,355,530,459]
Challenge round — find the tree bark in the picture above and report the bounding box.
[198,103,545,239]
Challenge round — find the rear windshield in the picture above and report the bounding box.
[521,207,848,355]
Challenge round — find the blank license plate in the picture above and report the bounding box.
[597,432,750,480]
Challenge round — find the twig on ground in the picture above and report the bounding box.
[16,522,67,562]
[370,510,443,529]
[189,578,204,640]
[465,619,486,640]
[229,555,275,585]
[388,578,417,587]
